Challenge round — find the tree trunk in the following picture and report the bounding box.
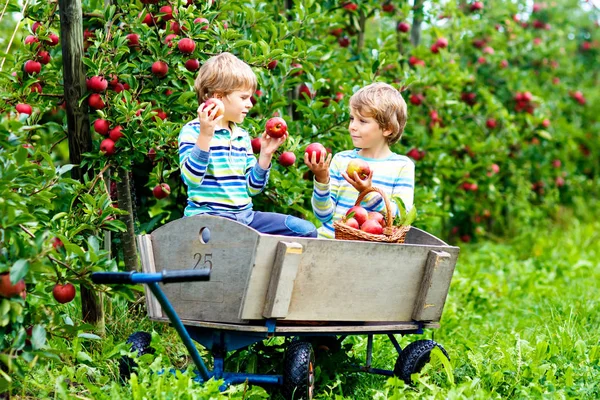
[357,10,366,53]
[411,0,425,47]
[59,0,104,332]
[116,167,139,271]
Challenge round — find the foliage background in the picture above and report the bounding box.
[0,0,598,397]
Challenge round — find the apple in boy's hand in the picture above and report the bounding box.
[265,117,287,138]
[367,211,385,227]
[346,206,368,226]
[305,142,327,163]
[346,159,371,180]
[202,98,225,118]
[361,219,383,235]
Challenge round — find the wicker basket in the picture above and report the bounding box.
[333,186,410,244]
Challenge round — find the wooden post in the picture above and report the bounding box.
[59,0,104,333]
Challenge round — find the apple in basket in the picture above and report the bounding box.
[367,211,385,227]
[346,206,368,226]
[345,217,359,229]
[361,219,384,235]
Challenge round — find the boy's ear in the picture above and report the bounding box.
[383,126,393,137]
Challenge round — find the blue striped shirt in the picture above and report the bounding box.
[312,149,415,238]
[179,120,269,217]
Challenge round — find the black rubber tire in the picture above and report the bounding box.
[393,339,449,385]
[282,341,315,400]
[119,331,155,381]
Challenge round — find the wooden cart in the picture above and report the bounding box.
[94,215,460,399]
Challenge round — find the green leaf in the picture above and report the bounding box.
[78,333,102,340]
[31,324,47,350]
[10,260,29,284]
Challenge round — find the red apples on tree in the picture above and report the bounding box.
[153,183,171,199]
[278,151,296,167]
[53,283,76,304]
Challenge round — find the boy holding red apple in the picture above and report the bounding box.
[178,52,317,237]
[305,82,415,238]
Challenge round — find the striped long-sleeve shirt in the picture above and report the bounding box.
[178,120,269,217]
[312,149,415,238]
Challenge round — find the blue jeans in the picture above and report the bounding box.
[208,209,318,238]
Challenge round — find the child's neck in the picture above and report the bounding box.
[358,144,392,159]
[216,119,233,132]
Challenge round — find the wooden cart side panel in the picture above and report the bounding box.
[262,242,304,318]
[137,234,163,320]
[242,236,459,322]
[412,250,458,321]
[411,250,450,321]
[404,227,449,246]
[149,215,260,323]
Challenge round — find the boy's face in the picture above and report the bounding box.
[348,108,392,150]
[219,89,254,124]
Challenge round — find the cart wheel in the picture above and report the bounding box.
[282,341,315,400]
[119,331,155,382]
[393,339,449,385]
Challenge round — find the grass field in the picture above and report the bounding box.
[21,210,600,399]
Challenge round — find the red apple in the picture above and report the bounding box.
[53,283,76,304]
[194,17,209,30]
[346,206,368,226]
[88,94,105,110]
[47,33,59,46]
[159,5,173,21]
[16,103,33,115]
[24,35,39,45]
[367,211,385,227]
[154,109,168,121]
[109,126,124,142]
[164,34,178,47]
[202,98,225,117]
[178,38,196,54]
[382,3,394,12]
[51,237,63,250]
[435,37,448,48]
[305,142,327,163]
[185,59,200,71]
[265,117,288,138]
[37,51,51,64]
[343,2,357,11]
[94,119,110,136]
[346,159,371,180]
[24,60,41,74]
[126,33,139,47]
[86,76,108,93]
[153,183,171,199]
[397,22,410,32]
[251,137,261,154]
[409,93,424,106]
[148,148,157,161]
[298,83,314,99]
[470,1,483,11]
[30,82,43,93]
[32,21,41,32]
[267,60,278,70]
[290,63,303,76]
[486,118,497,129]
[151,61,169,77]
[100,138,116,156]
[338,36,350,47]
[0,273,26,298]
[541,119,550,128]
[278,151,296,167]
[345,217,359,229]
[406,148,422,161]
[361,219,383,235]
[552,159,561,168]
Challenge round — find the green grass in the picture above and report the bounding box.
[17,212,600,399]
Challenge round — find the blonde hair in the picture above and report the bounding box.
[349,82,408,145]
[194,52,257,103]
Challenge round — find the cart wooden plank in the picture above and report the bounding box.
[262,241,304,318]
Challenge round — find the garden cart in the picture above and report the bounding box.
[92,215,460,399]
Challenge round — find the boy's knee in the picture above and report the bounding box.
[284,216,318,238]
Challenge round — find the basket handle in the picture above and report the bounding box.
[354,186,393,228]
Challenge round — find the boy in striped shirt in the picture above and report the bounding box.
[178,53,317,237]
[305,82,415,239]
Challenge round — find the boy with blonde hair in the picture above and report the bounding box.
[179,52,317,237]
[305,82,414,238]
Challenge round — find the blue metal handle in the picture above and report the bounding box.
[91,270,210,285]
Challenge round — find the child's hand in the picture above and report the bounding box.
[259,131,286,156]
[197,102,224,137]
[341,169,374,193]
[304,151,332,184]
